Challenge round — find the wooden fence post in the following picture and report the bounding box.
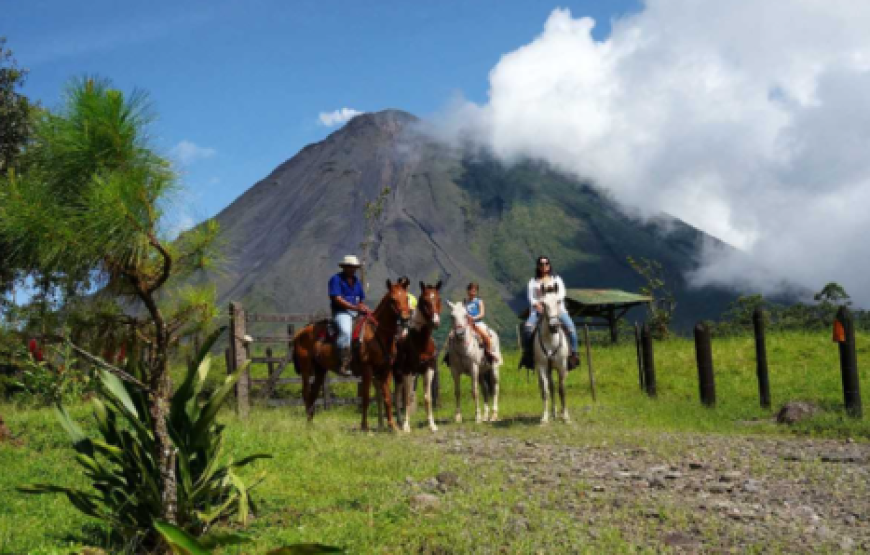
[836,306,862,418]
[635,322,644,391]
[230,301,250,418]
[265,346,275,382]
[694,322,716,407]
[753,307,771,409]
[641,323,656,397]
[583,325,596,402]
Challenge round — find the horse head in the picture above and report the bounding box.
[417,280,442,329]
[540,283,561,335]
[385,279,412,325]
[448,300,469,336]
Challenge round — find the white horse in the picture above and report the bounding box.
[446,301,502,424]
[534,284,571,424]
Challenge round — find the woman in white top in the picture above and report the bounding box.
[522,255,579,368]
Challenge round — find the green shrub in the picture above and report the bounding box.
[10,343,96,405]
[20,328,271,551]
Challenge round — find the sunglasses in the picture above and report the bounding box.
[537,261,550,266]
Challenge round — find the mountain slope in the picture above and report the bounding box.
[203,109,737,336]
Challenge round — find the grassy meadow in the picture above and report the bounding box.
[1,329,868,553]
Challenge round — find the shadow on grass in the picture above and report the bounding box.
[53,523,114,553]
[490,414,546,428]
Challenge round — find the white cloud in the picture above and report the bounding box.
[171,140,216,165]
[437,2,870,305]
[318,108,364,127]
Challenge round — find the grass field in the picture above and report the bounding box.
[1,330,868,553]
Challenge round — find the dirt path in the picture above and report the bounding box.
[419,420,870,552]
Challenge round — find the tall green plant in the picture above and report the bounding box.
[21,328,270,551]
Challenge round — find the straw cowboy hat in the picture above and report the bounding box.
[338,255,362,268]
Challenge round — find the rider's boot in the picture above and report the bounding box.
[442,331,453,367]
[568,352,580,371]
[520,325,534,369]
[337,347,353,377]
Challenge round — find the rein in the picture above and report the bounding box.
[536,310,564,361]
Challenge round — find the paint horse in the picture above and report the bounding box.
[394,281,442,432]
[533,283,571,424]
[445,301,502,424]
[292,279,411,431]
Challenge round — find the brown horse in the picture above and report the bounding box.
[292,279,411,431]
[394,281,442,432]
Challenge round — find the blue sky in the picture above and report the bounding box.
[4,0,640,230]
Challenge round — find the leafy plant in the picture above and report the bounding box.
[20,327,271,551]
[11,342,95,405]
[626,256,675,339]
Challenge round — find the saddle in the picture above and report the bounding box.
[312,317,369,373]
[315,316,368,345]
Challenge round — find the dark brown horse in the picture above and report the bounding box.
[293,279,411,431]
[394,281,442,432]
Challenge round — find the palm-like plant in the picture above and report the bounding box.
[21,327,270,550]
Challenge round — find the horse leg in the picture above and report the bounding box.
[296,353,313,418]
[392,373,402,429]
[380,371,399,432]
[471,365,482,424]
[537,364,550,425]
[479,370,490,422]
[452,366,463,423]
[402,373,413,433]
[307,368,326,423]
[559,365,570,423]
[360,367,371,432]
[491,368,500,422]
[424,365,438,432]
[549,367,558,422]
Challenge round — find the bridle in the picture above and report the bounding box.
[417,287,441,330]
[536,291,563,361]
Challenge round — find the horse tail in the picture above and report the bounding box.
[293,343,301,376]
[478,369,494,400]
[292,324,310,376]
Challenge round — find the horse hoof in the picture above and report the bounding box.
[491,414,499,422]
[430,425,438,433]
[540,419,550,426]
[454,415,462,424]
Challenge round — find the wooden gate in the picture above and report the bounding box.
[227,301,362,417]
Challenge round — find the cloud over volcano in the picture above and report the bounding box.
[440,1,870,304]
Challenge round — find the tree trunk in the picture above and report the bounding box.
[149,329,177,526]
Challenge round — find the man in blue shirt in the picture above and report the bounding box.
[329,255,369,376]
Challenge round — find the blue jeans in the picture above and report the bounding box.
[333,310,357,349]
[525,310,579,352]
